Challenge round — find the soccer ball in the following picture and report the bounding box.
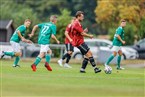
[104,66,112,74]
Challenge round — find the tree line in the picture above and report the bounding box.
[1,0,144,45]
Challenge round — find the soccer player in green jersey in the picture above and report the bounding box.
[0,19,32,67]
[104,19,126,71]
[29,15,60,72]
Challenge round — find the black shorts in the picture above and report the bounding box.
[65,43,74,52]
[77,42,90,55]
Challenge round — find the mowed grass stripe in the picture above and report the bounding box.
[0,60,144,97]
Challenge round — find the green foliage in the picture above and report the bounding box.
[1,0,144,44]
[139,17,145,39]
[1,0,98,43]
[68,0,98,34]
[1,0,40,26]
[0,1,13,19]
[0,0,40,42]
[24,0,68,20]
[108,27,116,41]
[109,23,137,45]
[124,23,137,45]
[55,9,72,43]
[95,0,145,44]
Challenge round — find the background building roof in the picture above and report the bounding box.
[0,20,13,29]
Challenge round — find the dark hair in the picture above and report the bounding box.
[50,15,57,22]
[25,19,31,22]
[75,11,84,18]
[72,17,76,20]
[121,19,126,22]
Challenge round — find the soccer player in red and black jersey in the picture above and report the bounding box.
[57,17,76,68]
[71,11,101,73]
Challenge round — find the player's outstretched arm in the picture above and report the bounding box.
[51,34,60,44]
[79,28,93,38]
[17,31,32,43]
[117,35,126,44]
[17,30,26,42]
[29,25,38,37]
[81,32,93,39]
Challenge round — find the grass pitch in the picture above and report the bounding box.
[0,59,144,97]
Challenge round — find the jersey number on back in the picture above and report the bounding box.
[41,25,50,35]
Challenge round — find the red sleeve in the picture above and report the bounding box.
[65,24,71,32]
[73,22,83,33]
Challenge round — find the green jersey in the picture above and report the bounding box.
[10,25,26,43]
[113,26,125,46]
[37,22,56,45]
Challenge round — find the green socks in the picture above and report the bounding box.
[106,54,115,65]
[4,52,15,57]
[46,54,51,63]
[33,54,50,66]
[117,55,121,68]
[106,54,122,68]
[34,57,41,66]
[14,56,20,65]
